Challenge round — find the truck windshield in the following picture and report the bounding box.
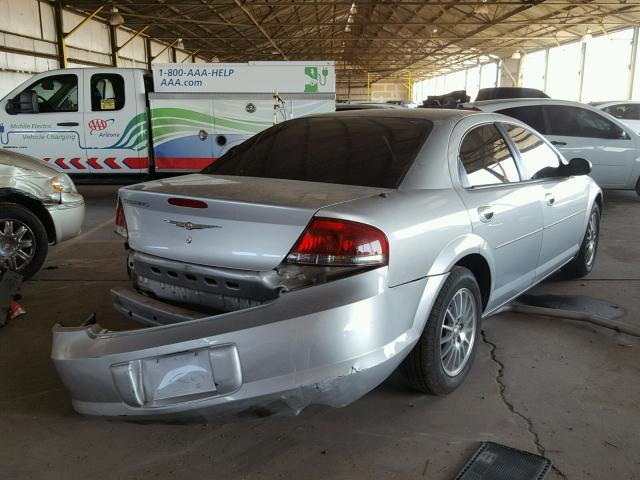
[202,115,432,188]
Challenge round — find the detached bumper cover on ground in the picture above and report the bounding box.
[51,268,447,419]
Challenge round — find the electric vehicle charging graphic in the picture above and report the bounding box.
[304,66,329,93]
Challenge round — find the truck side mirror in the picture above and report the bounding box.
[7,90,39,114]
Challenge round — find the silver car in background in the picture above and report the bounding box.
[592,101,640,135]
[1,151,85,279]
[52,110,602,419]
[466,98,640,195]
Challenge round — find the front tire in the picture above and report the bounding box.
[564,204,600,279]
[402,266,482,395]
[0,203,48,280]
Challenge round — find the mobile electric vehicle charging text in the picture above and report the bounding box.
[0,61,335,179]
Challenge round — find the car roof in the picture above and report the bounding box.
[336,102,401,110]
[313,107,483,125]
[592,100,640,107]
[470,98,590,108]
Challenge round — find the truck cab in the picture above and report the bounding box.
[0,68,151,176]
[0,62,336,178]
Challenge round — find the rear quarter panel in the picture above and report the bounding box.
[317,188,475,287]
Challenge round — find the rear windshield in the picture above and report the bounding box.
[202,115,433,188]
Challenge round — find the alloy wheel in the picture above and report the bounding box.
[440,287,477,377]
[585,211,598,269]
[0,219,36,273]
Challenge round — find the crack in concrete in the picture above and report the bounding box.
[481,328,569,480]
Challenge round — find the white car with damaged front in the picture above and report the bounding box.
[1,151,84,279]
[51,109,602,420]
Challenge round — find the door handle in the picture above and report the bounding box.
[551,140,567,146]
[57,122,79,127]
[545,193,555,206]
[478,206,494,223]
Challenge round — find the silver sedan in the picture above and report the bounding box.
[1,151,85,279]
[52,109,602,419]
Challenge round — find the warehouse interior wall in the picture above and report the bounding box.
[414,26,640,104]
[413,61,500,104]
[0,0,208,98]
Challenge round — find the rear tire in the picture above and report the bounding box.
[564,204,600,279]
[0,203,48,280]
[401,266,482,395]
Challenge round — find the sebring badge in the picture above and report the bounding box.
[163,219,222,230]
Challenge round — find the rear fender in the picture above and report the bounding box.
[425,233,496,308]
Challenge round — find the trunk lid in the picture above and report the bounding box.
[120,174,390,271]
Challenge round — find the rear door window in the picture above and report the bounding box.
[545,105,627,139]
[503,124,561,180]
[90,73,125,111]
[603,103,640,120]
[203,116,433,188]
[458,124,521,187]
[497,105,547,133]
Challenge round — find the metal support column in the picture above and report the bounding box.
[109,25,118,67]
[543,48,550,92]
[578,41,588,102]
[53,0,65,68]
[145,37,152,70]
[628,26,639,100]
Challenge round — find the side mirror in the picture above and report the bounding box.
[565,157,591,176]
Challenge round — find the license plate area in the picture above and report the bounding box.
[111,344,242,407]
[144,350,216,402]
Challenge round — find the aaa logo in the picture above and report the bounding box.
[88,118,114,134]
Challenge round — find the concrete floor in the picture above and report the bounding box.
[1,185,639,480]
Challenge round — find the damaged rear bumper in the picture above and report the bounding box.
[51,268,447,419]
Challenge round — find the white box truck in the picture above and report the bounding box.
[0,61,335,177]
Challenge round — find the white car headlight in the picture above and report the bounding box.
[48,174,76,194]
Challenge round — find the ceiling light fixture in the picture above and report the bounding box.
[344,2,356,33]
[107,6,125,26]
[476,0,489,15]
[511,51,522,60]
[581,30,593,43]
[175,38,185,50]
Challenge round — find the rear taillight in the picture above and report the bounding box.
[286,218,389,267]
[115,197,128,238]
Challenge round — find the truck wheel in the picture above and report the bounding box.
[401,266,481,395]
[564,204,600,279]
[0,204,48,280]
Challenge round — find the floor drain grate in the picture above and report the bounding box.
[455,442,551,480]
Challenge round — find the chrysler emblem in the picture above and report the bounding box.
[163,219,221,230]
